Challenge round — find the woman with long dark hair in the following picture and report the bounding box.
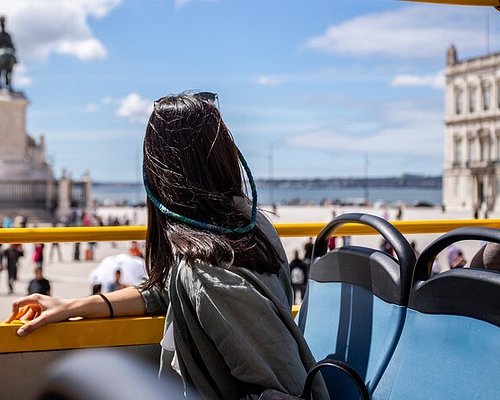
[6,94,323,399]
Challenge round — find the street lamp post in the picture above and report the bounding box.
[269,144,275,207]
[364,154,370,205]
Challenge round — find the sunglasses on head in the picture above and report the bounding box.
[194,92,218,103]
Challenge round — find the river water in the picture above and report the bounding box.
[93,183,442,207]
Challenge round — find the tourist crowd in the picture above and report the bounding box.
[0,208,144,297]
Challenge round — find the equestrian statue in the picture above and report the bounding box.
[0,16,17,91]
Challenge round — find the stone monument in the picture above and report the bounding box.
[0,15,16,91]
[0,16,91,220]
[0,91,52,180]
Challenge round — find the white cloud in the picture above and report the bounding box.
[254,67,380,88]
[286,102,443,158]
[48,128,142,142]
[101,96,114,105]
[84,103,99,113]
[83,96,118,113]
[304,5,490,58]
[56,38,107,61]
[116,93,153,124]
[256,75,284,87]
[14,63,32,87]
[0,0,121,63]
[390,71,445,89]
[174,0,219,9]
[77,0,123,18]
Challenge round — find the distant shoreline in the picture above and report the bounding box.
[93,174,442,190]
[92,185,442,208]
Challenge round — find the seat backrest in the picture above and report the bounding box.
[374,227,500,400]
[298,213,416,397]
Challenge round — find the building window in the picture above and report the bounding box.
[480,136,490,162]
[454,138,462,165]
[468,138,476,162]
[483,85,491,111]
[453,177,459,197]
[469,86,476,113]
[497,83,500,109]
[497,136,500,161]
[455,87,463,115]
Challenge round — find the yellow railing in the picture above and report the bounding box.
[0,219,499,243]
[0,311,301,354]
[1,218,498,354]
[0,316,165,353]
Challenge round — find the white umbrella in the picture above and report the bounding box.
[90,254,147,289]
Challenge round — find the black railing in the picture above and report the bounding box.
[0,181,51,208]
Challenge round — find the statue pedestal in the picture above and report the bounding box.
[0,90,51,182]
[0,90,55,212]
[0,90,28,162]
[0,159,52,181]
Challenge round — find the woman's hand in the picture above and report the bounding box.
[5,287,148,337]
[5,294,75,337]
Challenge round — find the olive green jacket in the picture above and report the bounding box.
[139,207,324,399]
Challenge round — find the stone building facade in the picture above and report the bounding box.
[443,46,500,214]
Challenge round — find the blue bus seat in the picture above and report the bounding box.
[374,228,500,400]
[298,213,416,398]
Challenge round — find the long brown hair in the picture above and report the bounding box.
[142,94,282,289]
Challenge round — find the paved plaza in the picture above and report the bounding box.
[0,205,493,318]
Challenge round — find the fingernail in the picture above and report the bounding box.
[17,327,26,337]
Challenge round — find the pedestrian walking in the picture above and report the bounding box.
[3,244,23,294]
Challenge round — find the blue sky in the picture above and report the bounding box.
[2,0,499,181]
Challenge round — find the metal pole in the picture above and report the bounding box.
[269,144,275,206]
[135,145,140,205]
[364,154,369,204]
